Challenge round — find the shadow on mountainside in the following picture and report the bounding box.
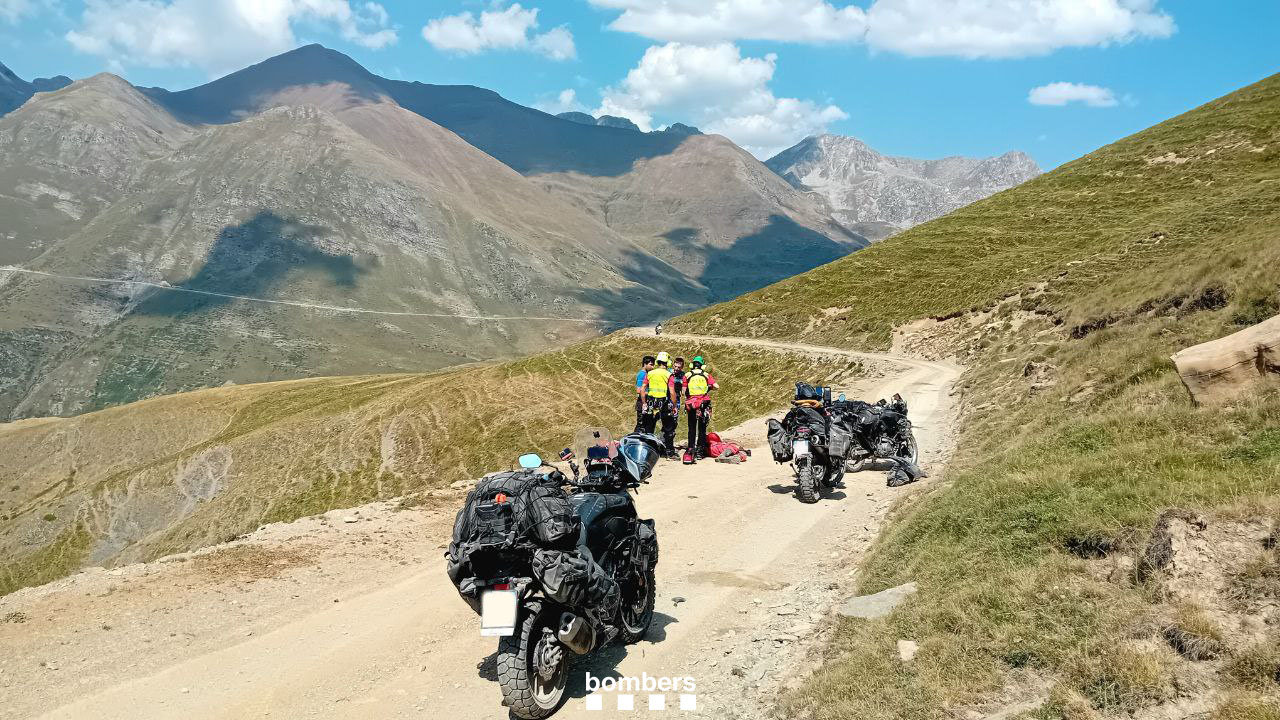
[574,248,710,328]
[685,214,860,303]
[134,211,368,316]
[578,214,864,326]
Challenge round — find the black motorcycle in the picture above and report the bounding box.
[840,393,919,473]
[767,384,853,504]
[451,431,661,719]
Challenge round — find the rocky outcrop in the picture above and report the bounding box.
[1171,314,1280,404]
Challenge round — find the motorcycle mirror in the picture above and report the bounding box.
[518,453,543,469]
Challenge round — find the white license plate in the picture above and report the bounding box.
[792,439,810,455]
[480,589,518,637]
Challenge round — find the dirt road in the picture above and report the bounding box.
[0,336,960,720]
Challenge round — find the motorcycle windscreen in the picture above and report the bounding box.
[480,589,519,636]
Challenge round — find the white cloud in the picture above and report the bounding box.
[865,0,1175,58]
[0,0,33,23]
[535,88,585,114]
[589,0,1175,59]
[596,42,846,158]
[422,3,575,60]
[65,0,398,76]
[1028,82,1119,107]
[587,0,866,44]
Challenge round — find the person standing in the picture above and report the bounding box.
[665,357,687,459]
[634,355,655,433]
[640,352,676,455]
[682,356,719,463]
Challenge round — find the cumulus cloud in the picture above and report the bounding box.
[865,0,1175,58]
[589,0,1175,58]
[1028,82,1119,107]
[422,3,575,60]
[65,0,397,76]
[596,42,846,158]
[587,0,866,44]
[535,88,585,114]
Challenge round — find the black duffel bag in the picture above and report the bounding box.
[766,418,792,462]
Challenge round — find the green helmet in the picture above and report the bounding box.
[692,355,704,367]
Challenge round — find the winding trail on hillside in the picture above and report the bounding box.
[0,266,607,323]
[1,336,961,720]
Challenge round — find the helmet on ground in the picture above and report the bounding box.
[617,433,663,484]
[656,351,670,365]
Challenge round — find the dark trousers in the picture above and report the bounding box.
[634,395,644,433]
[687,400,711,457]
[641,398,677,453]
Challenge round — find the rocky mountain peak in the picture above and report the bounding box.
[766,133,1041,234]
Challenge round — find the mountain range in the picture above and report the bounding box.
[0,45,865,419]
[0,61,71,116]
[0,45,1032,420]
[767,133,1040,235]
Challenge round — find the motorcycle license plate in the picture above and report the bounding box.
[480,589,518,637]
[792,439,810,455]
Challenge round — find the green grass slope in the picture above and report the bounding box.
[676,74,1280,718]
[0,335,859,595]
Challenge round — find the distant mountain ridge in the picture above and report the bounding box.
[0,61,71,116]
[556,111,703,137]
[0,45,862,420]
[767,134,1040,235]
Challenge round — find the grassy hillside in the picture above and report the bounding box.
[676,75,1280,718]
[0,334,860,595]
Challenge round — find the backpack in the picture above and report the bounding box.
[687,369,710,396]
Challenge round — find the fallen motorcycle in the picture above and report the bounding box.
[446,430,662,718]
[838,393,922,481]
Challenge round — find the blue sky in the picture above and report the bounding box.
[2,1,1277,168]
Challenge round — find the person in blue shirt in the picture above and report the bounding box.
[634,355,655,432]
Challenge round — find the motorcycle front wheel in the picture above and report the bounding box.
[497,603,568,719]
[618,566,657,644]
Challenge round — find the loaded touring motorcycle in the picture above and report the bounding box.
[839,393,921,481]
[446,429,662,719]
[767,383,854,503]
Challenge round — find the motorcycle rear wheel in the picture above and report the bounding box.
[846,454,868,473]
[795,462,821,504]
[497,603,568,719]
[901,434,919,465]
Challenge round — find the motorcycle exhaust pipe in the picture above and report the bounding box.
[557,612,595,655]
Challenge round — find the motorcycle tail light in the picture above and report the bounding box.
[493,583,511,591]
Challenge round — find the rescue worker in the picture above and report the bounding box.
[664,357,687,459]
[640,352,677,455]
[634,355,655,432]
[682,356,719,463]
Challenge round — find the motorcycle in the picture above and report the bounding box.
[466,431,662,719]
[840,393,920,474]
[770,384,850,504]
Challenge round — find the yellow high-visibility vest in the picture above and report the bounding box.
[645,367,671,398]
[687,369,710,396]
